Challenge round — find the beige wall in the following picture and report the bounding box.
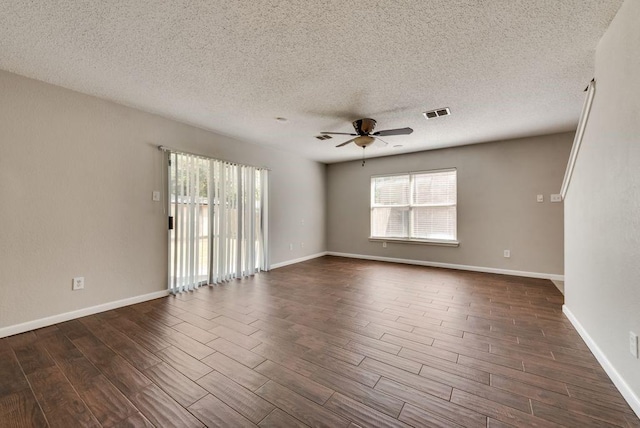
[564,0,640,412]
[0,70,326,330]
[327,133,572,276]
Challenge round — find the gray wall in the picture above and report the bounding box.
[327,133,573,276]
[564,0,640,409]
[0,70,326,330]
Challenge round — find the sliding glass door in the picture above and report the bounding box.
[167,151,268,293]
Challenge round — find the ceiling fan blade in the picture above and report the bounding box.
[374,137,389,146]
[321,132,358,136]
[373,127,414,136]
[336,138,357,147]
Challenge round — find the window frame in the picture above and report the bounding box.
[369,168,459,246]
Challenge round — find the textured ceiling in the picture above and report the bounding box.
[0,1,623,163]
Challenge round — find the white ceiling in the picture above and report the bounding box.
[0,1,622,163]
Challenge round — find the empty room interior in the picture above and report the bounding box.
[0,1,638,427]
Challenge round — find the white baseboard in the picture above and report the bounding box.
[563,305,640,418]
[326,252,564,281]
[270,252,328,270]
[0,290,169,339]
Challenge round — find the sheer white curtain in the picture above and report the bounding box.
[168,151,268,294]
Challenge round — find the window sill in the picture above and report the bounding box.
[369,237,460,247]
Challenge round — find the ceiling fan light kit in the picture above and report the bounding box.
[355,135,375,147]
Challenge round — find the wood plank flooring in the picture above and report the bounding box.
[1,256,638,427]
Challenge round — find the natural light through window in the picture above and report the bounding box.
[370,169,457,244]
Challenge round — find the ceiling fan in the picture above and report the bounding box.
[321,118,413,148]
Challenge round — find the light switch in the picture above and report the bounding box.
[537,194,544,203]
[152,191,161,201]
[550,194,562,203]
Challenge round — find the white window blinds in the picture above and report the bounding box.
[168,151,269,293]
[371,169,457,242]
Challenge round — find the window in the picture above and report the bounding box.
[371,169,457,244]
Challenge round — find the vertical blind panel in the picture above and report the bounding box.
[373,175,410,205]
[169,153,268,294]
[413,171,456,205]
[259,170,269,269]
[169,153,211,293]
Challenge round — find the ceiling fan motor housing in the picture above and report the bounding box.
[353,118,377,135]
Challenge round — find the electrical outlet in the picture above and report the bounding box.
[630,331,638,358]
[72,277,85,290]
[152,191,161,201]
[537,194,544,203]
[301,242,304,249]
[289,243,293,251]
[550,194,562,203]
[382,242,387,248]
[504,250,511,258]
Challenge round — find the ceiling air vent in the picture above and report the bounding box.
[423,107,451,120]
[315,135,333,140]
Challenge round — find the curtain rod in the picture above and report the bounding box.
[157,145,271,171]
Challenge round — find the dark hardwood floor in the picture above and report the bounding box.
[1,256,638,427]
